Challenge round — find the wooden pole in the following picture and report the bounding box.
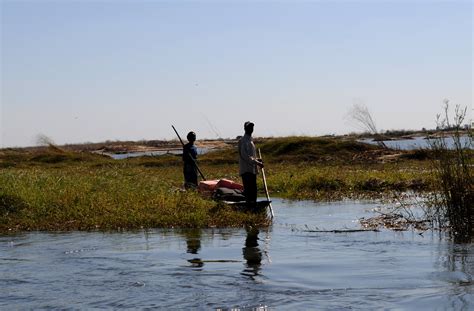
[258,148,274,219]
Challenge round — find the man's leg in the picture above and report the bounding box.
[242,173,257,203]
[184,164,199,189]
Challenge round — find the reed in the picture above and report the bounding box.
[427,103,473,241]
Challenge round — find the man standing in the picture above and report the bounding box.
[183,131,198,189]
[238,121,264,203]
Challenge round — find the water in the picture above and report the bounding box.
[360,136,472,150]
[106,137,473,159]
[1,199,473,310]
[102,147,213,160]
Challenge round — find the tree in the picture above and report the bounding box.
[346,103,386,148]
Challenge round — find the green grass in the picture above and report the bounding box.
[266,162,433,200]
[0,165,269,232]
[199,136,380,165]
[0,136,451,233]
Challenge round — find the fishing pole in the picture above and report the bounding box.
[172,125,206,180]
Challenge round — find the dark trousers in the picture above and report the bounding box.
[183,164,198,189]
[241,172,257,203]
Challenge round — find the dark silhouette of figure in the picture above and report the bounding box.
[183,131,198,189]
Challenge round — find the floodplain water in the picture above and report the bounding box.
[361,136,472,150]
[104,147,212,160]
[1,199,473,310]
[105,136,473,159]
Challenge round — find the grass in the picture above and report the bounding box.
[0,136,456,233]
[266,162,433,200]
[0,165,269,232]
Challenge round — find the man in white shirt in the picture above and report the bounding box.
[238,121,264,204]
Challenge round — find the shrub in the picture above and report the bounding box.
[428,102,473,241]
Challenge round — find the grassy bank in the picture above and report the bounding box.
[0,164,270,232]
[0,136,459,233]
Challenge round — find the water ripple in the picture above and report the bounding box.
[1,199,473,309]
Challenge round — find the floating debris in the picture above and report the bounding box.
[359,211,430,231]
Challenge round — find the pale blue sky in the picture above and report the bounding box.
[1,0,472,147]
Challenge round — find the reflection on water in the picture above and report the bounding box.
[184,229,202,255]
[1,199,473,309]
[436,242,474,284]
[183,229,203,268]
[242,227,262,279]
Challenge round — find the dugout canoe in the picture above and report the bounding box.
[221,200,272,213]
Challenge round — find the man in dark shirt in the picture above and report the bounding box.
[183,131,198,189]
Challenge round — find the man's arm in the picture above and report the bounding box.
[242,140,263,168]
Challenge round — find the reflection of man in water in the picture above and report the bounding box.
[185,229,201,254]
[242,227,262,277]
[184,229,203,268]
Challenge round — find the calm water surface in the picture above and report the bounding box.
[361,136,472,150]
[105,147,212,160]
[1,199,473,310]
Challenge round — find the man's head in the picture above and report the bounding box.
[244,121,254,135]
[187,131,196,142]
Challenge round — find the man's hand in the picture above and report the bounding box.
[255,158,264,168]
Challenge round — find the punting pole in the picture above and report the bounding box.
[258,148,274,219]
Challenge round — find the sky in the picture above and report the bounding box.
[1,0,472,147]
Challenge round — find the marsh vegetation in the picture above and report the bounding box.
[427,103,473,241]
[1,134,456,233]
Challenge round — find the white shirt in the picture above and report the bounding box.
[238,134,258,175]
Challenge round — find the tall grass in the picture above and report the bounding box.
[428,103,473,241]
